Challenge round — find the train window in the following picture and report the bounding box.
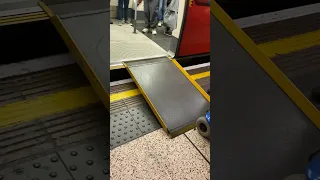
[195,0,210,6]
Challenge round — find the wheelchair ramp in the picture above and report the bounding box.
[39,0,109,108]
[211,1,320,179]
[123,57,210,137]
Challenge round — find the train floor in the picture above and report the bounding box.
[110,20,167,69]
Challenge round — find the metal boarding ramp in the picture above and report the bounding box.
[122,57,210,137]
[39,0,110,109]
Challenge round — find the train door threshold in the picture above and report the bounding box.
[123,57,210,137]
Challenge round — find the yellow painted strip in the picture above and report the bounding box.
[191,71,210,80]
[110,89,140,102]
[258,30,320,58]
[0,86,99,127]
[0,12,46,21]
[110,70,210,103]
[211,1,320,127]
[0,14,47,23]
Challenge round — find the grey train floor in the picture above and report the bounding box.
[135,21,172,51]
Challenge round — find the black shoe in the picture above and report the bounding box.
[164,30,172,36]
[110,21,113,24]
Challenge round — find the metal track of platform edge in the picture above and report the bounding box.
[124,57,210,137]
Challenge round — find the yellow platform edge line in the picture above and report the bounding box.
[110,70,211,103]
[0,12,46,20]
[0,86,99,128]
[191,71,210,80]
[39,1,110,110]
[123,62,169,133]
[258,29,320,58]
[211,1,320,127]
[172,59,210,102]
[0,13,48,24]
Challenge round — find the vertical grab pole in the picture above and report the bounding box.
[133,0,138,33]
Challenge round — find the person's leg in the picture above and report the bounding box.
[117,0,124,25]
[110,0,113,24]
[142,0,150,33]
[157,0,163,26]
[124,0,129,23]
[150,0,160,34]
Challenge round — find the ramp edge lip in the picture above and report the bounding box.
[39,2,110,110]
[122,61,169,134]
[171,59,210,102]
[210,1,320,126]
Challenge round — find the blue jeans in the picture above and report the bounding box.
[158,0,166,21]
[117,0,129,21]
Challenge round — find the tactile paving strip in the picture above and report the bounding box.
[110,103,160,149]
[58,141,109,180]
[110,109,142,149]
[0,154,72,180]
[128,104,160,135]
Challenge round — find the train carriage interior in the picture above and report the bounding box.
[0,0,319,179]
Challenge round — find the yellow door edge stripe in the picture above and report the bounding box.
[172,59,210,102]
[258,29,320,58]
[110,70,210,103]
[123,62,169,132]
[0,86,99,128]
[40,2,110,111]
[211,1,320,127]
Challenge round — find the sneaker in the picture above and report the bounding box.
[151,28,157,35]
[164,30,172,36]
[117,20,123,26]
[142,28,149,33]
[124,20,130,24]
[158,21,162,27]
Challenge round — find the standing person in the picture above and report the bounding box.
[141,0,160,35]
[163,0,178,36]
[117,0,130,25]
[157,0,167,27]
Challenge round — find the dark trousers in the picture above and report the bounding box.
[144,0,160,28]
[117,0,129,21]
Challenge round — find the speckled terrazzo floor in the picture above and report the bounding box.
[110,129,210,180]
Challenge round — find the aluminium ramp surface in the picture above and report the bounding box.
[210,2,320,180]
[123,57,210,137]
[40,0,110,108]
